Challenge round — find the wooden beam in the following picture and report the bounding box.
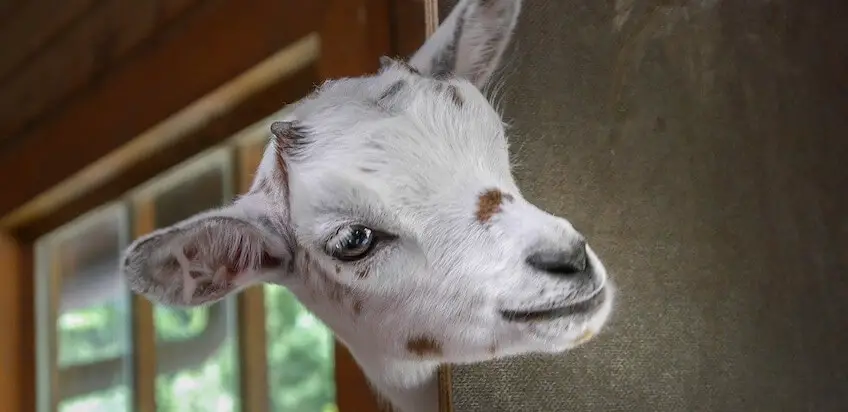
[130,200,157,412]
[0,0,208,139]
[335,346,386,412]
[389,0,428,57]
[316,0,389,79]
[4,36,321,241]
[0,0,325,220]
[0,0,25,28]
[0,0,96,83]
[438,366,453,412]
[0,234,35,412]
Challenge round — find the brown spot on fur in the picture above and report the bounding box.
[335,265,342,274]
[447,84,464,107]
[406,336,443,357]
[352,299,363,315]
[488,343,498,354]
[475,189,513,223]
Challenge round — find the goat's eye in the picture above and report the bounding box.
[329,224,375,261]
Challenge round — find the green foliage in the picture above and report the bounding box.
[57,302,127,366]
[55,287,336,412]
[264,285,336,412]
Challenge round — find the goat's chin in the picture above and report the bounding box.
[522,283,615,352]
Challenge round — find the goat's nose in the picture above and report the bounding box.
[526,239,588,277]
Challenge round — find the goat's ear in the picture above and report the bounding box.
[409,0,521,89]
[120,204,290,307]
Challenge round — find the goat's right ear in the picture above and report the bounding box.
[409,0,521,89]
[120,205,290,308]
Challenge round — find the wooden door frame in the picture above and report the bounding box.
[0,1,427,411]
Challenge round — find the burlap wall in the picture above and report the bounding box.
[441,1,848,411]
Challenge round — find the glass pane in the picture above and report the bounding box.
[146,157,241,412]
[36,204,131,412]
[265,285,336,412]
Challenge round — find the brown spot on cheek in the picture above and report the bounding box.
[406,336,444,357]
[352,299,363,316]
[475,189,514,223]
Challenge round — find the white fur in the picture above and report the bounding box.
[120,1,615,411]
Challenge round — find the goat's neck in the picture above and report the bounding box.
[277,260,442,412]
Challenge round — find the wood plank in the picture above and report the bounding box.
[316,0,388,79]
[130,200,158,412]
[438,366,453,412]
[390,0,428,57]
[10,63,319,241]
[0,234,35,412]
[160,0,204,23]
[335,345,386,412]
[0,0,23,25]
[0,0,325,220]
[0,0,96,83]
[0,0,169,139]
[0,0,205,139]
[5,35,320,241]
[0,0,209,141]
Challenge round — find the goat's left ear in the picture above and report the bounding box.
[409,0,521,89]
[120,204,290,307]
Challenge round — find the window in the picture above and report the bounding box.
[34,110,337,412]
[35,204,132,412]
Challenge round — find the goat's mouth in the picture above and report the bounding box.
[499,287,607,322]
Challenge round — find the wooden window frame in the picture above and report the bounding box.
[0,1,429,411]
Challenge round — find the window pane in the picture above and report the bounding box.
[144,155,241,412]
[36,204,131,412]
[265,285,336,412]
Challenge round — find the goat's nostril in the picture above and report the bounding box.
[526,241,589,277]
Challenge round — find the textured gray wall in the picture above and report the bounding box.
[444,1,848,411]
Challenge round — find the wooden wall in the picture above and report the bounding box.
[0,0,425,240]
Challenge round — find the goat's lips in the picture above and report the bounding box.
[499,288,606,322]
